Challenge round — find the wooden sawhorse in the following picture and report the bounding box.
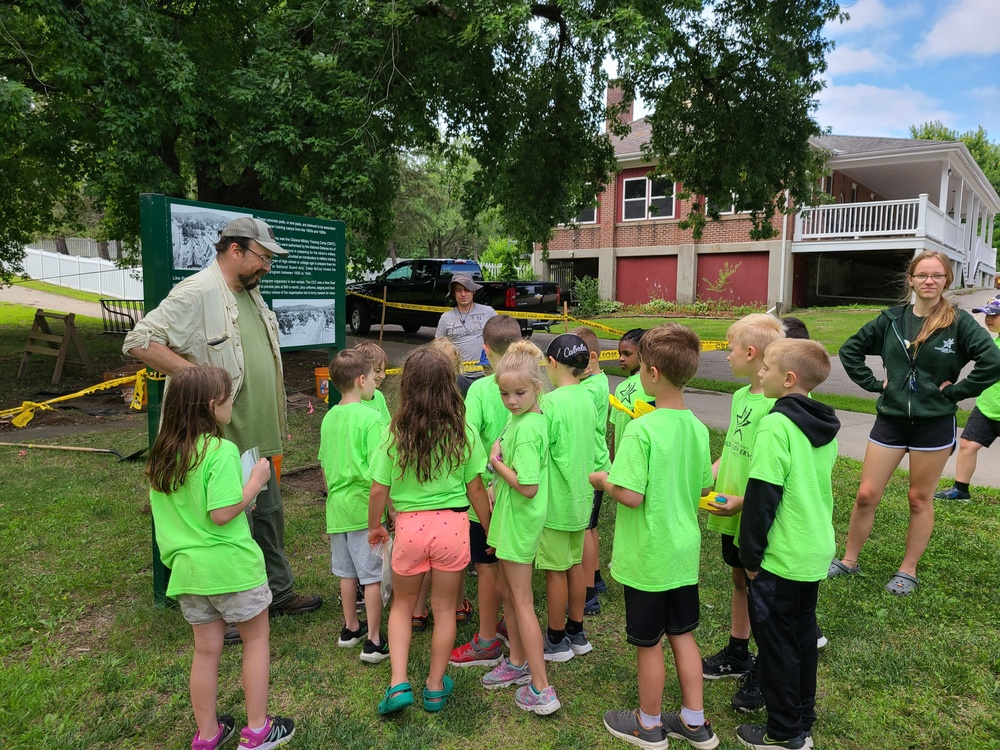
[17,309,93,385]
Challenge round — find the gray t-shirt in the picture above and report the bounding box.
[435,303,497,363]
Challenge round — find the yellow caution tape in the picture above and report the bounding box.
[1,370,157,427]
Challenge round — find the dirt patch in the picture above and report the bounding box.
[1,350,332,440]
[52,605,117,656]
[282,464,327,498]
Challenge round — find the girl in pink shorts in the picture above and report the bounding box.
[368,347,492,715]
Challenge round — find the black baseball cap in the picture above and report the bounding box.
[546,333,590,368]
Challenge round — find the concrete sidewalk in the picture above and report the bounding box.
[0,283,104,320]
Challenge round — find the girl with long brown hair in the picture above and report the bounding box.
[368,347,492,714]
[832,251,1000,595]
[146,367,293,749]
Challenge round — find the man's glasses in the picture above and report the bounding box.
[911,274,946,282]
[245,247,274,268]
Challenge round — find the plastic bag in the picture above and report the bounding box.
[373,538,393,607]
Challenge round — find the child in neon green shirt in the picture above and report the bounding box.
[591,324,717,749]
[320,349,388,662]
[538,333,597,662]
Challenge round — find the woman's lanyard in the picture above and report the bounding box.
[891,308,919,394]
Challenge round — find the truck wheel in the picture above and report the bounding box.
[401,323,421,334]
[349,303,371,335]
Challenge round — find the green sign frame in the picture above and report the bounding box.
[139,194,346,605]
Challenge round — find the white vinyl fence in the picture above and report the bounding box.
[23,247,144,299]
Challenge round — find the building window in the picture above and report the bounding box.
[707,193,739,216]
[623,176,676,221]
[574,205,597,224]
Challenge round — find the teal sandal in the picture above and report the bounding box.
[423,675,454,712]
[378,682,414,715]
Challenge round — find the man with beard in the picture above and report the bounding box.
[125,217,321,642]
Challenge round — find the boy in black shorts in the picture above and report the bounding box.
[737,340,840,750]
[591,324,719,750]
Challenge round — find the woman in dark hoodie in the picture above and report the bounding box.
[830,251,1000,596]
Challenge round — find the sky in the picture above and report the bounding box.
[816,0,1000,138]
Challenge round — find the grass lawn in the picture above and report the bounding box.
[2,404,998,749]
[555,306,885,355]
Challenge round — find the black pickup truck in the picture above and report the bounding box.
[347,259,561,336]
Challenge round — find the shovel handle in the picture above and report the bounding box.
[0,442,113,454]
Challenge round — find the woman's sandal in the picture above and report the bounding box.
[378,683,414,715]
[422,675,454,712]
[886,571,918,596]
[827,559,861,578]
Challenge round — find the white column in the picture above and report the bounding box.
[939,164,950,209]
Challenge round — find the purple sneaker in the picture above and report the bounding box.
[482,657,531,689]
[514,684,561,715]
[192,715,235,750]
[238,716,295,749]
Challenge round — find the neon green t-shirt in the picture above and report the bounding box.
[580,371,612,472]
[975,337,1000,419]
[540,384,597,531]
[608,409,712,592]
[708,385,776,537]
[487,411,549,563]
[465,374,510,522]
[227,291,281,456]
[362,389,391,425]
[610,373,654,451]
[319,402,384,533]
[370,424,486,512]
[747,412,837,582]
[150,436,267,597]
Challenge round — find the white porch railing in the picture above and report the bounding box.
[22,247,144,299]
[795,194,962,250]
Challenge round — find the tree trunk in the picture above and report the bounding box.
[55,238,69,255]
[97,241,111,261]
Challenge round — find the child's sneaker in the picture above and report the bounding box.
[730,666,765,712]
[701,646,753,679]
[662,711,720,749]
[359,638,389,664]
[934,486,971,501]
[514,684,561,715]
[481,657,531,689]
[496,618,509,646]
[542,633,574,662]
[192,715,235,750]
[337,621,368,647]
[456,598,474,622]
[567,629,593,656]
[602,709,668,750]
[238,716,295,749]
[450,634,504,667]
[736,724,804,749]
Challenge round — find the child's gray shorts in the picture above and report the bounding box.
[176,582,272,626]
[331,529,383,584]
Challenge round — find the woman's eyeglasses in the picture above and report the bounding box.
[911,274,946,282]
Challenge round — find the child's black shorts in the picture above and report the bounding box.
[469,519,497,565]
[587,489,604,531]
[961,406,1000,448]
[721,534,743,569]
[623,584,700,646]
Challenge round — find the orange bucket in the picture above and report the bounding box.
[315,367,329,399]
[273,454,282,484]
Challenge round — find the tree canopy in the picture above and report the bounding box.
[0,0,842,281]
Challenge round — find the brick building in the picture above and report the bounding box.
[535,102,1000,310]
